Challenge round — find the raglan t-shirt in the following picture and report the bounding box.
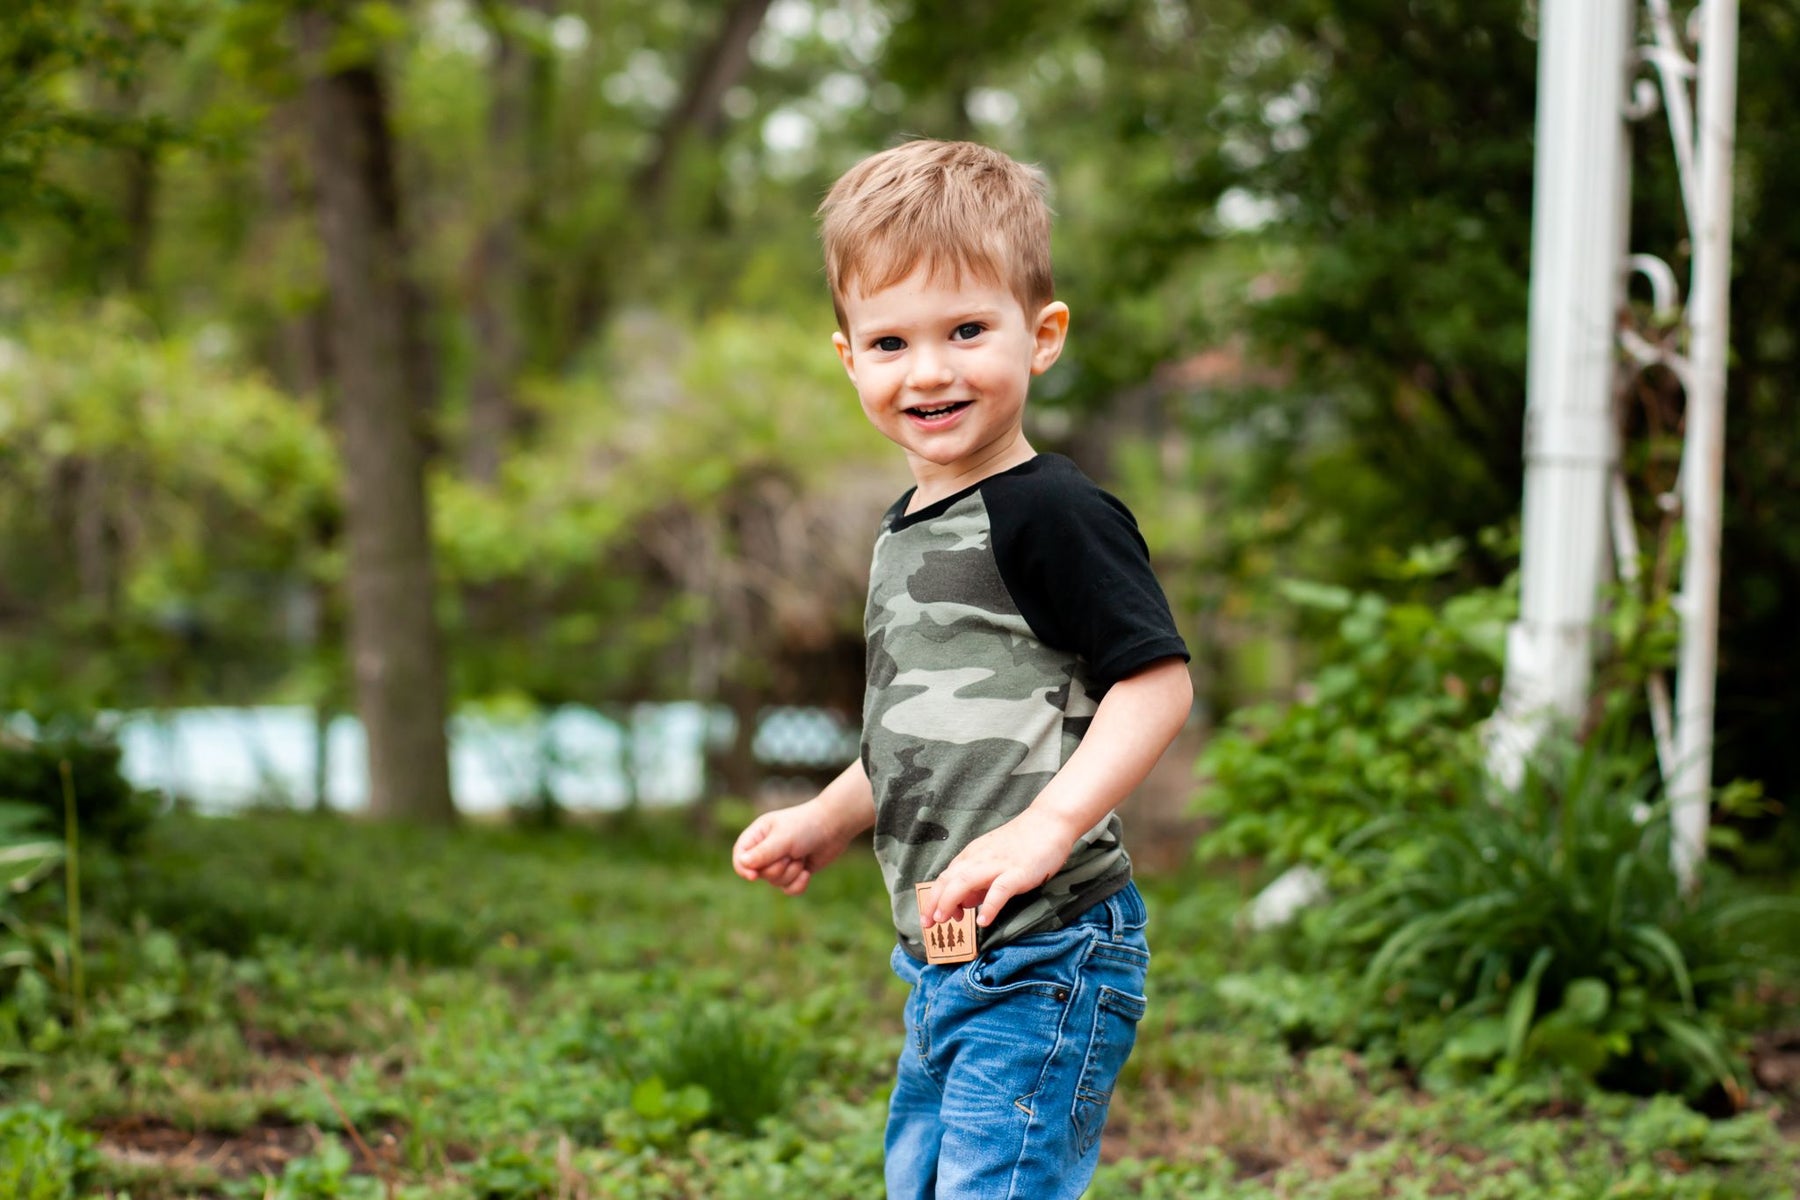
[861,453,1190,961]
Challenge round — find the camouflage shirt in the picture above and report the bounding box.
[862,454,1188,960]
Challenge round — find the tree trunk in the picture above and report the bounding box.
[696,681,763,839]
[299,10,456,824]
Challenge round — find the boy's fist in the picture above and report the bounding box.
[732,799,854,896]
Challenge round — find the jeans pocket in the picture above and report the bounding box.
[1070,984,1147,1155]
[962,927,1088,1003]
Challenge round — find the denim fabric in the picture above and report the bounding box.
[884,883,1150,1200]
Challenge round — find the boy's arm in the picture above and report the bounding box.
[732,758,876,895]
[924,657,1192,928]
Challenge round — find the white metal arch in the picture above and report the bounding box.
[1491,0,1738,892]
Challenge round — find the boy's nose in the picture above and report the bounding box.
[905,350,954,391]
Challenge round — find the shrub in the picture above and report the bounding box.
[1309,729,1800,1099]
[0,717,156,851]
[0,1103,101,1199]
[1193,575,1510,875]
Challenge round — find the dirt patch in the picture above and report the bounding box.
[1750,1027,1800,1141]
[1751,1027,1800,1093]
[1100,1072,1387,1179]
[238,1020,390,1071]
[94,1115,405,1181]
[97,1116,319,1179]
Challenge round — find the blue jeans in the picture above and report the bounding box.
[884,883,1150,1200]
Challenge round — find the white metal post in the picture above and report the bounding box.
[1489,0,1635,787]
[1669,0,1738,890]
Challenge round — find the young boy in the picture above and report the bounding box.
[732,139,1192,1199]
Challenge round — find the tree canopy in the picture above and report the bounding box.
[1,1,1795,842]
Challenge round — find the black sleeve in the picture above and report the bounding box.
[988,461,1190,688]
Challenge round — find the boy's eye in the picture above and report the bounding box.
[873,336,905,352]
[952,323,985,341]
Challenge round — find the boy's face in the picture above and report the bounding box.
[832,266,1069,492]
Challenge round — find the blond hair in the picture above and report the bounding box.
[817,139,1054,329]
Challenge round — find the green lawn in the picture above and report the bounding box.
[3,811,1795,1198]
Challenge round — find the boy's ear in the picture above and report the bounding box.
[832,331,856,381]
[1030,302,1070,376]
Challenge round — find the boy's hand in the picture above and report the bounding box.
[732,798,855,896]
[925,807,1079,929]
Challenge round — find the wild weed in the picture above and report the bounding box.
[587,995,804,1138]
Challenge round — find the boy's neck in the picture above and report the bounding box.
[904,434,1037,514]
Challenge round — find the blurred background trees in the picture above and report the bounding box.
[1,0,1794,853]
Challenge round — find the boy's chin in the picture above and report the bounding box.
[903,445,976,469]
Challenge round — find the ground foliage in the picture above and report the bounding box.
[0,811,1793,1198]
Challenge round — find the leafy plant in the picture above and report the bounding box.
[1194,572,1512,874]
[1310,729,1800,1099]
[233,1136,383,1200]
[0,800,68,1032]
[0,1103,101,1200]
[582,996,805,1145]
[467,1144,561,1200]
[643,999,804,1136]
[603,1076,714,1153]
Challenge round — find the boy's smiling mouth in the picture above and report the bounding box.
[905,400,972,424]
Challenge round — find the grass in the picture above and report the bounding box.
[0,810,1795,1198]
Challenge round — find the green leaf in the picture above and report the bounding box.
[0,803,52,837]
[1441,1015,1508,1065]
[1503,945,1553,1065]
[0,840,63,894]
[631,1076,669,1118]
[1560,977,1610,1026]
[1276,579,1356,612]
[1626,924,1696,1012]
[1653,1013,1742,1092]
[1524,1018,1612,1080]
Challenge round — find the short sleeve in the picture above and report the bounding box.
[987,459,1189,687]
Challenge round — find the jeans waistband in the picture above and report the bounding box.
[1067,880,1146,937]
